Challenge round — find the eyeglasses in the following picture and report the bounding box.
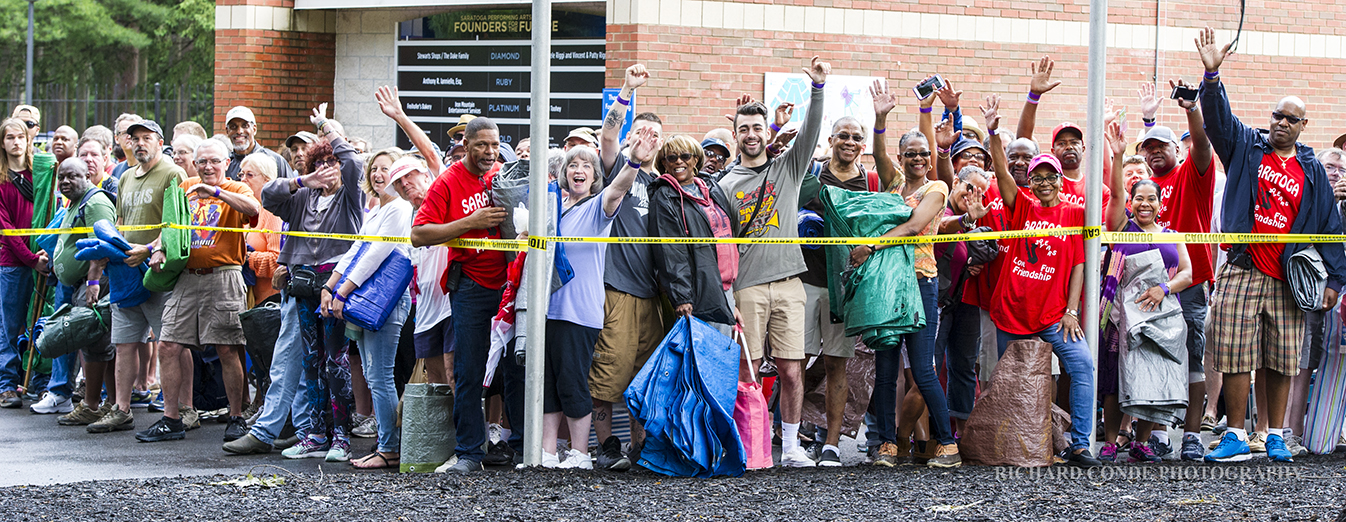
[958,151,987,162]
[193,158,224,167]
[663,153,695,164]
[1271,111,1304,125]
[902,151,932,159]
[832,133,865,143]
[1030,174,1061,185]
[315,158,340,168]
[703,149,726,161]
[21,120,37,129]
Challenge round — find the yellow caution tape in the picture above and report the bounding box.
[9,223,1346,253]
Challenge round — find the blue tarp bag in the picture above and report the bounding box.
[74,220,150,307]
[625,316,745,477]
[336,243,414,331]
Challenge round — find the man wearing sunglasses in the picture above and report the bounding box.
[1196,26,1346,464]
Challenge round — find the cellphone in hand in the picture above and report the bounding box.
[913,75,945,100]
[1171,84,1199,102]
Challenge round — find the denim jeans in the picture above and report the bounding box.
[939,299,982,420]
[46,284,77,398]
[997,322,1096,450]
[0,266,34,392]
[249,294,312,444]
[357,291,410,453]
[450,277,504,462]
[871,277,953,446]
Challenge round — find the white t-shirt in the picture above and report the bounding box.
[414,245,453,333]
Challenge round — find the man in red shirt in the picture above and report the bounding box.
[1133,79,1218,461]
[411,117,509,473]
[1198,26,1346,463]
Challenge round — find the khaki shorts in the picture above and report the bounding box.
[1209,263,1304,376]
[803,283,854,358]
[110,291,171,345]
[735,277,807,361]
[160,267,247,347]
[588,289,664,404]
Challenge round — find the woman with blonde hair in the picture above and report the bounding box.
[0,117,45,408]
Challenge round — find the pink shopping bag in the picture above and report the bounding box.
[732,326,773,470]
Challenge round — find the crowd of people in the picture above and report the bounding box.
[4,26,1346,473]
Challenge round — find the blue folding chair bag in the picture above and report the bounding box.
[341,245,414,332]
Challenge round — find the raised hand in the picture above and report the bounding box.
[309,103,329,127]
[1138,82,1160,120]
[979,94,1002,133]
[775,102,795,128]
[1196,26,1234,73]
[628,126,660,164]
[935,79,962,110]
[934,117,958,150]
[624,64,650,90]
[770,128,799,153]
[1169,78,1198,111]
[1105,119,1128,157]
[725,94,758,123]
[802,55,831,85]
[1029,56,1061,95]
[870,78,896,117]
[375,85,405,120]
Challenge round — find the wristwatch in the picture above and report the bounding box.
[1064,308,1079,318]
[960,213,976,230]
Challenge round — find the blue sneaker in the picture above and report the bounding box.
[1180,433,1204,461]
[1204,432,1252,463]
[148,391,165,413]
[1265,434,1293,463]
[130,389,153,408]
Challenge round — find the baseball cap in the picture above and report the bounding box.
[1140,125,1179,146]
[565,127,598,146]
[446,114,476,137]
[384,156,428,197]
[700,137,730,156]
[225,106,256,125]
[1334,132,1346,150]
[960,116,986,143]
[126,120,164,138]
[1180,130,1192,141]
[1051,122,1084,145]
[285,131,318,148]
[1028,153,1064,175]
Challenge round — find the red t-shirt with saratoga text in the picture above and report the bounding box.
[1150,150,1217,285]
[963,182,1032,309]
[1247,154,1305,281]
[990,200,1086,335]
[414,161,506,290]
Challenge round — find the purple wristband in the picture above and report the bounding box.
[874,127,886,135]
[1160,282,1171,296]
[627,159,642,170]
[770,123,782,132]
[87,280,99,287]
[1203,70,1220,79]
[334,293,347,303]
[811,81,825,89]
[616,95,630,106]
[919,107,933,114]
[214,187,221,198]
[1027,91,1042,102]
[1144,120,1156,128]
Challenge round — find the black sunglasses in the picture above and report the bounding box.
[833,132,865,143]
[22,120,37,129]
[663,153,694,164]
[902,151,932,159]
[1271,111,1304,125]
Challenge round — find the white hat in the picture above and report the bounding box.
[385,156,428,197]
[225,106,256,125]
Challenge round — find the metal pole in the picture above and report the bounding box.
[1083,0,1107,452]
[522,0,551,467]
[154,82,161,122]
[25,0,34,105]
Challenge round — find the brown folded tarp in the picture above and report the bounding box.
[801,341,875,439]
[962,339,1062,467]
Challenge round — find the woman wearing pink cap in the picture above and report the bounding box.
[320,153,420,468]
[985,96,1099,466]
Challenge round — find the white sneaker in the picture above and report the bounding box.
[541,451,562,468]
[780,447,818,468]
[488,423,503,444]
[30,392,73,414]
[433,455,459,473]
[558,448,593,470]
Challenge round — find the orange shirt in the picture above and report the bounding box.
[246,208,283,302]
[180,177,257,269]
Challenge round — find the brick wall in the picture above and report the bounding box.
[214,28,336,150]
[606,21,1346,150]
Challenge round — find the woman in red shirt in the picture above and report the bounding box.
[986,96,1098,466]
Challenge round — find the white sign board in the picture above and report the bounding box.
[763,72,882,154]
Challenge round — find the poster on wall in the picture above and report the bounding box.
[396,8,606,153]
[763,73,882,153]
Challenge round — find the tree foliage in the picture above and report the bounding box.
[0,0,213,91]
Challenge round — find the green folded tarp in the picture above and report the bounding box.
[821,186,925,350]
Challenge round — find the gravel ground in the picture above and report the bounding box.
[3,456,1344,521]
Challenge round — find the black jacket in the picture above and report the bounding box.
[648,174,740,325]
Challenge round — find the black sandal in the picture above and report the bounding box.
[352,452,400,469]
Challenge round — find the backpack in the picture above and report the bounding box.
[142,183,190,292]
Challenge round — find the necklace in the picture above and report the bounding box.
[1274,150,1296,170]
